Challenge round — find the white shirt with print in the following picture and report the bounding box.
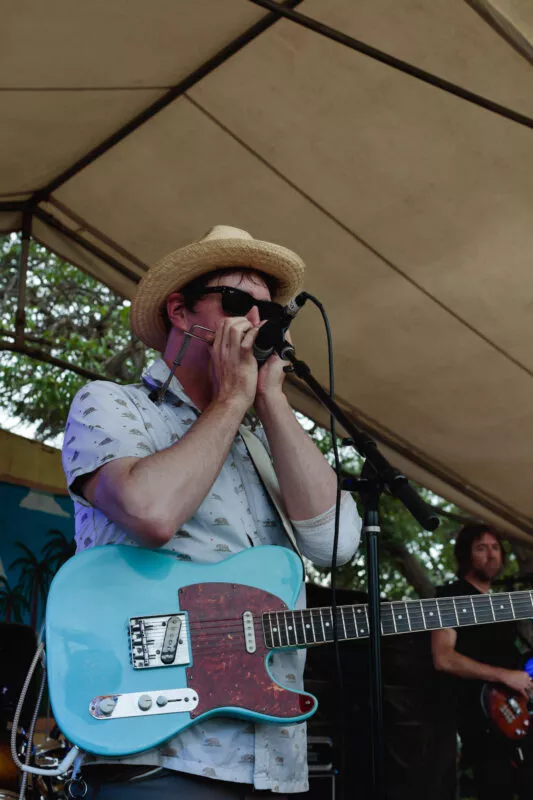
[62,359,361,794]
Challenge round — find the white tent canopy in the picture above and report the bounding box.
[2,0,533,541]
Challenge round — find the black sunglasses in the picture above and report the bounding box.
[186,286,285,321]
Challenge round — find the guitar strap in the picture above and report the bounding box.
[239,425,302,561]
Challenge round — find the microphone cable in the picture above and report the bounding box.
[302,293,346,800]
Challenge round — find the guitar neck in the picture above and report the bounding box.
[263,590,533,649]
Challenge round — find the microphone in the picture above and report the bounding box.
[253,292,308,364]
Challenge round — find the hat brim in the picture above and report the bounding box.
[130,237,306,352]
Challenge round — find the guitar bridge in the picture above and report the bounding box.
[129,613,190,669]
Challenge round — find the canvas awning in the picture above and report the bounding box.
[2,0,533,542]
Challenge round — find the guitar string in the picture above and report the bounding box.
[186,611,527,644]
[143,602,533,652]
[133,609,533,658]
[183,593,533,628]
[183,602,533,632]
[181,599,533,634]
[179,619,511,654]
[135,595,533,655]
[184,617,526,654]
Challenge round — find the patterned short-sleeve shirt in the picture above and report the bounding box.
[62,359,310,793]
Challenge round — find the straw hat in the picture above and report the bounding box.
[130,225,306,352]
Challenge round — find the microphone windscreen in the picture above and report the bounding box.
[253,319,284,363]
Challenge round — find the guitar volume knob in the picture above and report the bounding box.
[99,697,117,716]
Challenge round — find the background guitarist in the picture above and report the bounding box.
[61,225,361,798]
[431,522,533,800]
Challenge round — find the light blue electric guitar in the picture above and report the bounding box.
[46,544,533,757]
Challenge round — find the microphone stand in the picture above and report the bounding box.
[280,345,440,800]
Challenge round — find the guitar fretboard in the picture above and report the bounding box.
[262,590,533,649]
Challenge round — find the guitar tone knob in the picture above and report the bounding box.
[99,697,117,716]
[138,694,153,711]
[156,695,168,707]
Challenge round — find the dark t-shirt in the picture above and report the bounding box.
[436,578,520,739]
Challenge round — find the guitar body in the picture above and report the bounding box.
[45,545,317,757]
[481,683,530,740]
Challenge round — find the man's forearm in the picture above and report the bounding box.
[94,396,248,545]
[435,648,507,683]
[255,392,338,521]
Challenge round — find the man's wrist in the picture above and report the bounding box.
[210,392,253,420]
[254,390,289,420]
[492,666,507,683]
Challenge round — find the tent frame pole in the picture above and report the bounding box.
[249,0,533,132]
[15,211,32,347]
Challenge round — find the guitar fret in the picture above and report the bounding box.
[391,603,398,633]
[318,609,326,642]
[492,593,514,622]
[301,610,315,643]
[340,607,348,639]
[285,611,296,646]
[300,610,309,644]
[453,596,476,626]
[293,610,305,646]
[271,613,281,648]
[436,600,443,628]
[325,608,334,642]
[420,598,439,629]
[278,612,289,647]
[310,609,323,642]
[488,593,496,621]
[333,607,341,639]
[354,605,367,637]
[472,593,492,623]
[392,602,409,634]
[404,602,416,632]
[352,606,360,638]
[345,606,357,639]
[264,613,272,648]
[312,609,321,642]
[380,603,395,636]
[470,596,477,623]
[361,606,370,636]
[436,597,458,628]
[418,600,427,630]
[514,591,533,620]
[310,609,318,642]
[266,587,533,652]
[451,598,460,627]
[404,602,413,632]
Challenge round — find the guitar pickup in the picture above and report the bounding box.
[129,613,190,670]
[161,616,182,664]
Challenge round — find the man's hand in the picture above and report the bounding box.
[255,329,292,407]
[500,669,533,699]
[210,317,260,410]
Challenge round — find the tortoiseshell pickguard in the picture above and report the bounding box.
[179,582,316,720]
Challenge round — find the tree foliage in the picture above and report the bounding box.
[0,234,151,439]
[41,528,76,574]
[0,575,29,624]
[9,541,52,629]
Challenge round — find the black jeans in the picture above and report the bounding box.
[81,767,288,799]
